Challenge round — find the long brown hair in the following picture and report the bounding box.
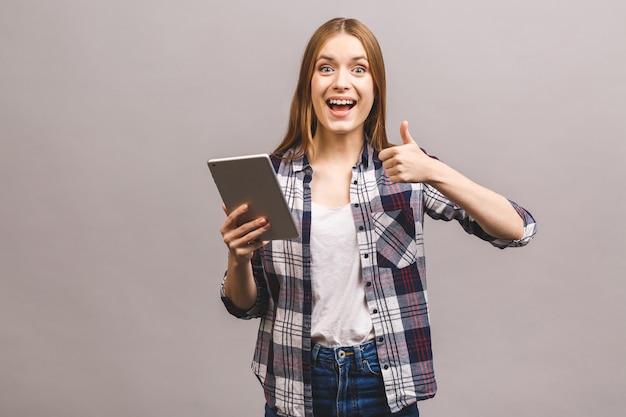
[273,18,389,158]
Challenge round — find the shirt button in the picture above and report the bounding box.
[364,254,369,259]
[383,364,389,370]
[354,203,359,208]
[359,226,364,231]
[353,180,358,185]
[373,309,378,314]
[378,337,384,343]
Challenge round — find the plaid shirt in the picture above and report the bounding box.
[221,143,537,417]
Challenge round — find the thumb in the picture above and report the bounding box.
[400,120,417,145]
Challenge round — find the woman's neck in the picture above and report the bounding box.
[308,132,362,207]
[308,130,364,166]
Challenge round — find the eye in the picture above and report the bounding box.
[353,66,367,75]
[319,65,333,73]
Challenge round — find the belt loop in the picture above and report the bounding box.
[311,343,321,366]
[354,344,364,371]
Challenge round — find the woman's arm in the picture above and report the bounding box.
[220,204,270,311]
[379,121,524,240]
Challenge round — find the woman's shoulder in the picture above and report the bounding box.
[269,149,306,175]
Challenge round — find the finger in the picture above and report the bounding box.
[220,204,250,236]
[400,120,417,145]
[223,220,269,253]
[231,220,271,248]
[378,145,399,162]
[225,203,249,222]
[244,222,271,245]
[378,147,390,162]
[238,216,269,238]
[381,157,396,172]
[234,238,270,258]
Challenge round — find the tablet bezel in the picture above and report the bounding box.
[208,154,299,241]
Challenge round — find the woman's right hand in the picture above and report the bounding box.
[220,204,270,262]
[220,204,269,310]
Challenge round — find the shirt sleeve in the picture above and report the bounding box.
[220,250,269,319]
[423,184,537,249]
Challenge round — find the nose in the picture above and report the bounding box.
[332,68,350,90]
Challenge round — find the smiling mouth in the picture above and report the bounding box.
[327,99,356,111]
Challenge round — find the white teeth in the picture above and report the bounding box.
[328,99,355,105]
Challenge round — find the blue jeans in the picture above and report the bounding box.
[265,340,419,417]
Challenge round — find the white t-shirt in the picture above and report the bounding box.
[310,202,375,347]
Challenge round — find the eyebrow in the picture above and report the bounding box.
[315,54,369,63]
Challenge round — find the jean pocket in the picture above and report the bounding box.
[361,357,382,376]
[372,209,417,269]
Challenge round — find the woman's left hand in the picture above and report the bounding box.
[379,121,437,184]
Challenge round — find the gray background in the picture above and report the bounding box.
[1,0,624,416]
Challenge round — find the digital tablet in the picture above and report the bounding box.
[208,154,299,241]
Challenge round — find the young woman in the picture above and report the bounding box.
[219,17,536,417]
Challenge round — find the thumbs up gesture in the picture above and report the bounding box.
[379,121,439,184]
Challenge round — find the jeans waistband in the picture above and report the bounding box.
[311,339,377,366]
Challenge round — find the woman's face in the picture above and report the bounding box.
[310,33,375,141]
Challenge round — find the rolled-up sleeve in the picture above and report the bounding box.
[424,184,537,249]
[488,200,537,249]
